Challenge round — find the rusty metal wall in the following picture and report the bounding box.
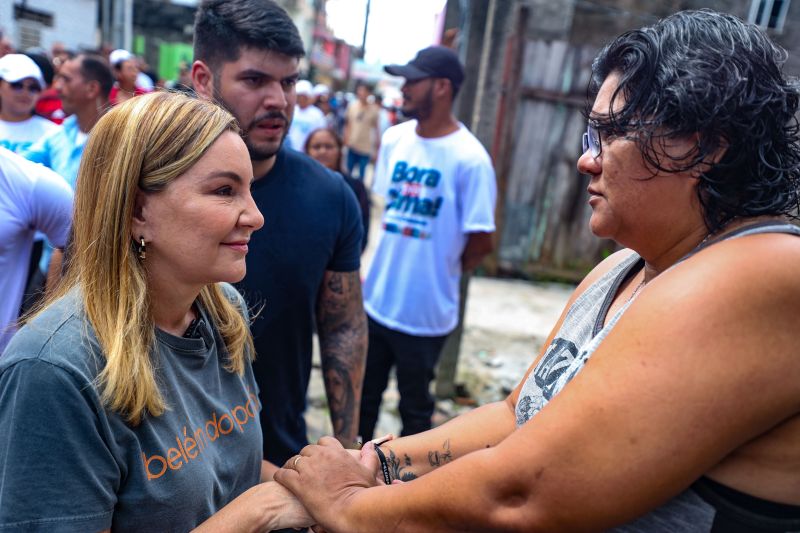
[496,38,616,281]
[491,0,800,281]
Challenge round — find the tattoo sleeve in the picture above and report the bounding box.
[316,270,367,445]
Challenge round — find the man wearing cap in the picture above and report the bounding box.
[286,79,327,151]
[108,49,149,105]
[0,54,58,153]
[359,46,497,440]
[344,81,381,182]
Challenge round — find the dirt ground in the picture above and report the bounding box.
[304,187,574,441]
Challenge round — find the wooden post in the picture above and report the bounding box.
[435,274,470,399]
[435,0,520,399]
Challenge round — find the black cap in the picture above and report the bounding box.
[384,46,464,92]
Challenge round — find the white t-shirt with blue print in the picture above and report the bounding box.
[365,120,497,336]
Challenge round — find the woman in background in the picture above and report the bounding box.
[306,127,370,253]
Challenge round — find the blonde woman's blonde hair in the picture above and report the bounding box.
[49,91,254,425]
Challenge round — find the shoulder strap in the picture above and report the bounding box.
[685,220,800,261]
[592,254,644,337]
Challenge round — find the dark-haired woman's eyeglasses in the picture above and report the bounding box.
[9,81,42,94]
[582,123,602,159]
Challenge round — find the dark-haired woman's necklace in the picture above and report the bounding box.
[630,230,714,304]
[628,229,716,304]
[628,279,646,303]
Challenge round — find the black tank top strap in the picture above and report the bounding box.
[592,255,645,337]
[692,476,800,531]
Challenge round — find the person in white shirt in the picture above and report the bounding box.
[359,46,497,439]
[286,79,326,151]
[0,54,59,153]
[0,147,72,352]
[0,54,62,320]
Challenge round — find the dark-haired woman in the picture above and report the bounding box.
[274,10,800,532]
[305,127,370,253]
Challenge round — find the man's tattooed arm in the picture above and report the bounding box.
[317,270,367,446]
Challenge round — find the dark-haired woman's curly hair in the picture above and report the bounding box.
[589,9,800,232]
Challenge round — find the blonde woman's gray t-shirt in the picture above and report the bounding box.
[0,284,262,532]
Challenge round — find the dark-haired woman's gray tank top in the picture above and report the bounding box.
[514,222,800,532]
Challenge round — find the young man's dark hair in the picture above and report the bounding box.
[78,54,113,99]
[193,0,306,72]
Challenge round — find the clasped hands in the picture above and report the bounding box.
[269,435,395,532]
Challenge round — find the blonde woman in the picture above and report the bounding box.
[0,92,311,531]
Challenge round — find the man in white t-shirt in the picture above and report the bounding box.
[286,79,327,151]
[0,54,59,153]
[0,147,73,353]
[359,46,497,439]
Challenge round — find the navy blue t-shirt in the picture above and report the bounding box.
[237,146,363,465]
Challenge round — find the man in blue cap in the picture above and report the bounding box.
[359,46,498,440]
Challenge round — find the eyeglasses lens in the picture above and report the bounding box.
[583,124,601,158]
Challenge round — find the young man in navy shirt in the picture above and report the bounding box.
[191,0,367,474]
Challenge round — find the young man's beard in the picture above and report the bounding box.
[402,86,434,121]
[213,82,289,162]
[243,117,288,161]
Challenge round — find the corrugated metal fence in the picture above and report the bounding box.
[495,38,617,281]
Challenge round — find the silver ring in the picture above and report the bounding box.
[293,456,301,469]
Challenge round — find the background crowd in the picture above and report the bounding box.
[1,1,799,532]
[0,27,400,357]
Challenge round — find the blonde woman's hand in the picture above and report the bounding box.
[191,481,314,532]
[258,482,315,531]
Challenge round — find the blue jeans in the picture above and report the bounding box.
[346,148,370,181]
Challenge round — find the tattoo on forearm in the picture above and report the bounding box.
[388,449,418,482]
[427,439,454,468]
[322,356,356,437]
[317,271,367,442]
[327,272,344,296]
